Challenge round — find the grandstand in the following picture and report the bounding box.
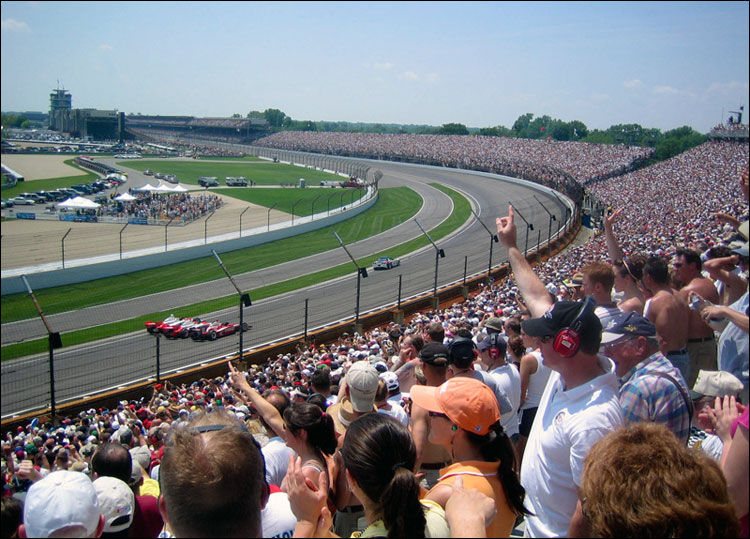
[126,114,271,145]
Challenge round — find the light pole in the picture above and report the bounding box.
[509,202,533,256]
[551,190,569,236]
[471,209,498,281]
[414,219,445,301]
[212,250,251,361]
[334,231,368,327]
[310,194,322,221]
[291,198,302,226]
[204,211,215,244]
[119,222,129,260]
[534,195,556,257]
[239,206,249,237]
[22,275,63,425]
[267,202,278,232]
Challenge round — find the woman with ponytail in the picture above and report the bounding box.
[288,413,450,538]
[227,361,337,497]
[410,376,531,537]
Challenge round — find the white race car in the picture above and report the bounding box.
[373,256,400,270]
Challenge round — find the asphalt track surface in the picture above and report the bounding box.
[1,155,568,418]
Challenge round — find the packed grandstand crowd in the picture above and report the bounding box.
[2,134,748,538]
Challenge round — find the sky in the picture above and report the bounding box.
[1,1,748,133]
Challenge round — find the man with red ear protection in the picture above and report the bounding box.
[496,205,623,538]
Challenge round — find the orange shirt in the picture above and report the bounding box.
[430,460,516,538]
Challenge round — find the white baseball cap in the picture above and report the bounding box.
[23,470,102,538]
[93,476,134,533]
[691,370,744,399]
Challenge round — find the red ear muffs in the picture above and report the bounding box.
[553,329,580,358]
[553,297,595,358]
[489,333,501,360]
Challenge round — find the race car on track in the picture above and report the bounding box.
[146,315,250,341]
[146,315,202,338]
[190,320,251,341]
[373,256,400,270]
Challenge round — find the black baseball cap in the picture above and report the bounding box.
[521,300,602,340]
[419,342,449,366]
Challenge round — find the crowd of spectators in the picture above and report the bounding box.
[1,134,748,537]
[254,131,653,184]
[92,192,225,223]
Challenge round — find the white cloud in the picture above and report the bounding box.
[400,71,419,81]
[653,85,679,95]
[425,73,439,83]
[623,79,643,89]
[373,62,394,70]
[1,18,31,33]
[705,81,747,94]
[99,44,113,52]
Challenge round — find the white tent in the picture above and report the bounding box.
[114,192,137,201]
[168,184,188,192]
[56,196,101,209]
[151,182,176,193]
[135,183,159,192]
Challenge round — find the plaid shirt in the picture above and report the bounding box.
[618,352,691,444]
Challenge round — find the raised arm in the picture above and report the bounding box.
[603,208,626,262]
[227,361,288,441]
[497,205,554,317]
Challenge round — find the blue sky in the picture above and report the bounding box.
[1,1,748,133]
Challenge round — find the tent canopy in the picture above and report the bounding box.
[56,196,100,209]
[114,192,137,201]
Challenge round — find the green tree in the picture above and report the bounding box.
[568,120,588,140]
[263,108,288,128]
[439,123,469,135]
[512,113,534,135]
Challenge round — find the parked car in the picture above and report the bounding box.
[9,196,35,206]
[1,198,14,208]
[143,169,154,176]
[18,193,46,204]
[198,177,219,187]
[71,184,92,194]
[225,176,249,186]
[373,257,401,270]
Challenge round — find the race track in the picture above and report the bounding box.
[1,154,568,418]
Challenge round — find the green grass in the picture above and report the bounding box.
[2,159,99,197]
[212,187,364,217]
[1,187,419,324]
[1,183,471,360]
[117,160,346,186]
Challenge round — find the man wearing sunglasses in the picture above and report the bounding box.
[600,311,692,444]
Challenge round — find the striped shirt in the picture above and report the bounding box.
[618,352,691,444]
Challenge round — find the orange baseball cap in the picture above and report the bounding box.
[410,377,500,435]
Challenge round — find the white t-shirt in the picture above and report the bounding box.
[261,489,297,538]
[377,402,410,427]
[489,362,522,437]
[521,356,623,538]
[262,436,296,487]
